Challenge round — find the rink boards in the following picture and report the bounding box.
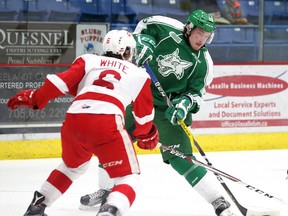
[0,132,287,159]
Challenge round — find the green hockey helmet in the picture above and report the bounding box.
[187,9,216,33]
[186,9,216,44]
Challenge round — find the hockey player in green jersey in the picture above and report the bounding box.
[80,9,240,216]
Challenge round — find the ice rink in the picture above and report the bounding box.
[1,149,288,216]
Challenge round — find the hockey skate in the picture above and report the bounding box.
[212,196,239,216]
[23,191,47,216]
[96,204,118,216]
[79,189,110,210]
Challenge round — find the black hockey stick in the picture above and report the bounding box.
[144,63,281,216]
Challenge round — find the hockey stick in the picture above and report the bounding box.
[143,63,281,216]
[158,143,282,212]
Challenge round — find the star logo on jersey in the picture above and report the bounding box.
[156,49,192,80]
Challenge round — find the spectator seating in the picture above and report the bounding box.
[263,44,288,61]
[0,0,48,21]
[43,0,80,22]
[110,0,137,24]
[265,0,286,16]
[239,0,288,24]
[126,0,154,22]
[4,0,80,22]
[206,44,229,62]
[265,0,287,24]
[152,0,189,23]
[77,0,108,22]
[238,0,260,24]
[213,26,235,44]
[0,0,18,21]
[263,25,288,61]
[80,0,137,24]
[227,44,258,62]
[238,0,259,16]
[216,0,225,7]
[264,25,288,43]
[209,25,258,62]
[0,0,288,63]
[213,26,257,44]
[126,0,189,23]
[232,26,256,43]
[19,0,48,21]
[208,44,258,62]
[270,13,288,25]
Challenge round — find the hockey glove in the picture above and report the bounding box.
[136,123,159,150]
[165,96,195,125]
[133,34,156,66]
[7,89,39,110]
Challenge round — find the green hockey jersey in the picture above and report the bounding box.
[134,15,214,112]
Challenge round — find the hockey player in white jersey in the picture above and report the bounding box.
[7,30,159,216]
[79,10,241,216]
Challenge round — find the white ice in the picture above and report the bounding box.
[1,149,288,216]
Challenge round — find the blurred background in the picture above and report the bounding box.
[0,0,287,62]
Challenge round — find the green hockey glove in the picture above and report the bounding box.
[133,34,156,66]
[165,96,195,125]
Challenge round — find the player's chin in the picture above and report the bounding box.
[191,44,202,51]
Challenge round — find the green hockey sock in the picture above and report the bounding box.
[169,156,207,187]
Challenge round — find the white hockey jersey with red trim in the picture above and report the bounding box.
[40,54,154,136]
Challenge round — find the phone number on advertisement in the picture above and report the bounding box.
[8,107,66,120]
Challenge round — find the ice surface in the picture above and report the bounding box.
[1,149,288,216]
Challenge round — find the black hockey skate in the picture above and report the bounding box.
[96,204,118,216]
[79,189,110,210]
[23,191,47,216]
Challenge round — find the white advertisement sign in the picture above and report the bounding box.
[76,23,109,57]
[192,65,288,134]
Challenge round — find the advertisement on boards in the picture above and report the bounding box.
[0,22,108,64]
[0,22,109,134]
[0,22,75,64]
[76,24,108,57]
[193,65,288,134]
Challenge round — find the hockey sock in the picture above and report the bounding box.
[40,161,90,206]
[193,172,225,204]
[98,164,115,190]
[169,156,225,204]
[168,155,207,187]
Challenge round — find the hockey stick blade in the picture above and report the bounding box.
[245,209,280,216]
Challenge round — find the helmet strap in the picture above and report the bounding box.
[206,32,214,44]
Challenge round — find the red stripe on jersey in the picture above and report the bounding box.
[112,184,136,206]
[75,92,125,116]
[46,169,72,194]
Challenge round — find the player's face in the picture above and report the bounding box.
[188,27,212,51]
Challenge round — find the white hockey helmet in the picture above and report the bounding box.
[103,30,136,62]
